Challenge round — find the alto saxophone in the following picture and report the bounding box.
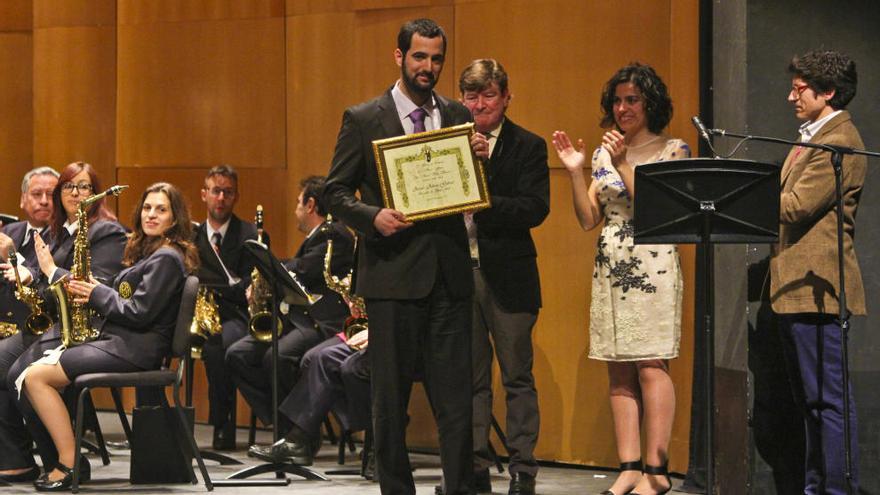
[189,285,222,359]
[51,185,128,347]
[7,247,52,335]
[248,205,282,342]
[322,215,367,340]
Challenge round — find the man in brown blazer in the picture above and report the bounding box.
[770,50,866,495]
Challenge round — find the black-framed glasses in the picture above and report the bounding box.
[61,182,94,194]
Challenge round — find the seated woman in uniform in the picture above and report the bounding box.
[8,182,198,491]
[0,161,127,482]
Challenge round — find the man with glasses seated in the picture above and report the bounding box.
[194,164,263,450]
[0,167,59,483]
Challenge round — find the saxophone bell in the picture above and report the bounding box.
[8,247,52,336]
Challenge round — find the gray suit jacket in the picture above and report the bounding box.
[323,87,474,300]
[770,110,866,315]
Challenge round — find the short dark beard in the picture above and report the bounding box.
[401,64,435,101]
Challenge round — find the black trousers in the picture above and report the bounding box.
[279,337,370,436]
[0,331,40,470]
[201,316,247,427]
[225,315,331,426]
[367,278,473,495]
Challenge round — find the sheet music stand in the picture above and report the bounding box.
[212,240,328,486]
[634,158,779,494]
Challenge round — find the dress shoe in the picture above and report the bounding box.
[212,423,236,451]
[33,457,90,492]
[508,471,536,495]
[435,470,492,495]
[627,463,671,495]
[248,438,313,465]
[106,439,130,450]
[0,465,40,483]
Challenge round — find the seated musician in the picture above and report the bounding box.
[225,175,354,431]
[2,162,127,477]
[193,164,262,450]
[0,166,59,483]
[7,182,199,491]
[249,325,371,469]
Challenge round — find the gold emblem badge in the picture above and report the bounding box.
[119,281,133,299]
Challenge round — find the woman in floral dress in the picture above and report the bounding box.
[552,63,689,495]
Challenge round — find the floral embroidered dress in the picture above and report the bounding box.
[588,137,690,361]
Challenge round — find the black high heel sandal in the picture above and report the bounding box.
[627,463,671,495]
[599,459,643,495]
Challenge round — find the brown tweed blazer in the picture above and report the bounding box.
[770,110,866,316]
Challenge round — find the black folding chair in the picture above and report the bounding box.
[70,275,213,493]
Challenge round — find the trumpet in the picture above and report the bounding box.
[248,205,283,342]
[8,247,53,335]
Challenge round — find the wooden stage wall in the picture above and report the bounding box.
[0,0,700,472]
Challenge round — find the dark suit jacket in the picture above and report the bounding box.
[193,215,261,322]
[770,110,866,315]
[323,87,474,300]
[473,118,550,314]
[283,220,354,332]
[0,222,52,331]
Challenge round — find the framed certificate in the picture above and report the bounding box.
[372,123,491,222]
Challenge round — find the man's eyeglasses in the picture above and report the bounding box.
[790,83,811,98]
[204,187,236,198]
[61,182,94,194]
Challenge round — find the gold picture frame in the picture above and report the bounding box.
[372,123,491,222]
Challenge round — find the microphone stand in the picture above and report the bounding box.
[710,128,880,495]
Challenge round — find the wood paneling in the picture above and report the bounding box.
[117,0,284,24]
[32,25,116,193]
[0,32,33,217]
[0,0,32,31]
[33,0,116,28]
[116,17,286,168]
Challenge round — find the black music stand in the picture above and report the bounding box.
[212,240,328,486]
[633,158,779,494]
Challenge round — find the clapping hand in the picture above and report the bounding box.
[601,130,628,168]
[552,131,588,173]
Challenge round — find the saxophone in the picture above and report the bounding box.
[248,205,282,342]
[322,215,367,340]
[8,247,52,335]
[51,185,128,347]
[189,285,222,359]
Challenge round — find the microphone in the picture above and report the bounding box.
[691,116,712,144]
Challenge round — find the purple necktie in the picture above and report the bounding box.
[409,108,428,133]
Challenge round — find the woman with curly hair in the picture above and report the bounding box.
[9,182,198,491]
[552,63,690,495]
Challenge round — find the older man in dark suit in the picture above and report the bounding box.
[771,50,866,495]
[322,18,489,495]
[0,166,59,482]
[194,164,261,450]
[457,60,549,495]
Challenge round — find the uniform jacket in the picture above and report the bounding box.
[323,87,474,300]
[472,118,550,314]
[193,215,261,322]
[34,247,186,370]
[0,222,52,332]
[283,219,354,332]
[770,110,866,316]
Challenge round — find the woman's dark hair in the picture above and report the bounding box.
[788,50,857,110]
[50,162,118,239]
[123,182,199,273]
[600,63,673,134]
